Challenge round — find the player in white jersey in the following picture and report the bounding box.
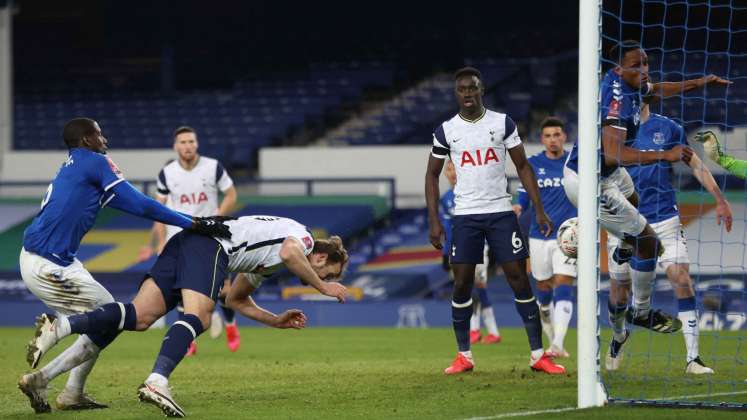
[425,67,564,375]
[147,126,239,355]
[26,215,348,418]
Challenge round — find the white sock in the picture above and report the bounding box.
[470,305,481,331]
[679,310,699,363]
[56,315,72,338]
[552,300,573,350]
[65,356,97,395]
[530,348,545,363]
[631,268,655,317]
[481,306,500,336]
[458,350,473,361]
[147,372,169,386]
[40,334,99,382]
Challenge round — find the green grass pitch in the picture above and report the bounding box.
[0,327,745,419]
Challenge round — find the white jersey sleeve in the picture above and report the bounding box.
[156,167,170,199]
[503,115,522,149]
[431,125,450,160]
[215,161,234,192]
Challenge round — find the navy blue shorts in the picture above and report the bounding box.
[450,211,528,265]
[146,230,228,311]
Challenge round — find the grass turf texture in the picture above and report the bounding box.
[0,327,745,419]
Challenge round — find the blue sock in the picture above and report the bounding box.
[219,296,235,324]
[86,330,122,350]
[514,289,543,351]
[69,302,137,334]
[535,286,553,306]
[476,288,492,308]
[678,296,696,312]
[452,296,472,352]
[152,314,205,379]
[553,285,574,303]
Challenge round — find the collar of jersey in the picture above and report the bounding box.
[458,108,486,123]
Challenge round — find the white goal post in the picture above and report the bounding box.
[577,0,606,408]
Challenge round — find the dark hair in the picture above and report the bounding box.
[63,118,97,148]
[173,126,196,140]
[540,116,565,131]
[608,40,643,65]
[454,66,482,81]
[312,235,349,274]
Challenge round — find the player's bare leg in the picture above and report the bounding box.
[139,288,213,417]
[548,274,574,358]
[444,263,476,374]
[667,263,713,374]
[502,259,565,374]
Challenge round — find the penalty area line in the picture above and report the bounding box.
[459,406,579,420]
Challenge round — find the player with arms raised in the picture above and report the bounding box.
[17,118,230,414]
[26,215,348,417]
[426,67,565,375]
[564,40,730,367]
[513,117,577,358]
[607,102,732,373]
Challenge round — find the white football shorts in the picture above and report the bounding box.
[529,237,577,281]
[20,248,114,315]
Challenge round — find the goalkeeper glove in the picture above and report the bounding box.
[694,131,724,163]
[190,216,234,239]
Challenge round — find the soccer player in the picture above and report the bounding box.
[17,118,231,414]
[426,67,564,375]
[606,102,732,374]
[564,40,729,369]
[149,126,240,355]
[513,117,577,358]
[25,215,348,418]
[439,159,502,345]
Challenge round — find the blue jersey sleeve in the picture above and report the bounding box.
[89,153,126,192]
[105,181,193,229]
[517,187,530,211]
[676,124,687,146]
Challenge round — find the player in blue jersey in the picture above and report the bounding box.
[513,117,577,358]
[440,160,502,345]
[17,118,231,414]
[606,102,732,373]
[564,41,730,366]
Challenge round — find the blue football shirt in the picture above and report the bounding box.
[23,148,125,266]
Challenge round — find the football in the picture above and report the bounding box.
[556,217,578,258]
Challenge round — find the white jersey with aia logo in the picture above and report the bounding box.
[431,109,521,215]
[156,156,234,241]
[214,216,314,283]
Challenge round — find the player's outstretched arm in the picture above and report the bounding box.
[687,150,733,232]
[508,145,551,236]
[650,74,732,99]
[106,182,231,238]
[425,155,445,249]
[602,125,691,166]
[696,131,747,179]
[226,273,307,329]
[279,237,347,303]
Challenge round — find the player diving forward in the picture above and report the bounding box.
[17,118,231,413]
[426,67,565,375]
[607,102,732,374]
[440,159,502,345]
[514,117,577,358]
[564,40,729,368]
[25,215,348,418]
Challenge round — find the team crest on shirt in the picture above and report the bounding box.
[106,157,123,178]
[302,236,313,250]
[653,132,665,145]
[608,99,620,118]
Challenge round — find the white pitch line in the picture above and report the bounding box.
[662,389,747,401]
[460,406,579,420]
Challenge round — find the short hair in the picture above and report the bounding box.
[454,66,482,81]
[312,235,349,274]
[540,116,565,131]
[608,40,643,65]
[63,118,97,149]
[173,126,196,140]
